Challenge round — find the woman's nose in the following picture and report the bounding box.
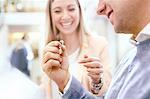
[61,11,70,19]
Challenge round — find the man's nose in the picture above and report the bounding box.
[97,0,106,15]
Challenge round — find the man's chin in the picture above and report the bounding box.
[114,28,124,34]
[113,26,120,33]
[114,28,131,34]
[114,25,126,33]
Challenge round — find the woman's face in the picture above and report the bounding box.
[51,0,80,35]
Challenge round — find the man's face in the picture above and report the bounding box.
[97,0,143,34]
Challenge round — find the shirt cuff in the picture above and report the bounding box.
[59,74,72,96]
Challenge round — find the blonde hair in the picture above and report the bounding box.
[45,0,89,55]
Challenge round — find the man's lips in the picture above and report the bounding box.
[107,10,113,19]
[106,10,114,24]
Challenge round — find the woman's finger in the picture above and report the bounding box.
[78,57,100,63]
[81,61,103,68]
[87,68,103,74]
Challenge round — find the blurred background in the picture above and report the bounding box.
[0,0,134,87]
[0,0,47,85]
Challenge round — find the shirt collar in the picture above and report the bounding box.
[130,23,150,45]
[135,23,150,42]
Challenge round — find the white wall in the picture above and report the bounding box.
[0,25,10,73]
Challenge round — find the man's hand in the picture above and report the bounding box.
[42,41,70,91]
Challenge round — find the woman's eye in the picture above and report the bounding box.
[69,8,75,11]
[54,10,61,13]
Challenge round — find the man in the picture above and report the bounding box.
[42,0,150,98]
[10,34,33,77]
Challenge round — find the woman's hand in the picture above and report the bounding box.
[42,41,69,91]
[79,55,103,84]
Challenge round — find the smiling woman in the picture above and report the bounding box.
[41,0,112,98]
